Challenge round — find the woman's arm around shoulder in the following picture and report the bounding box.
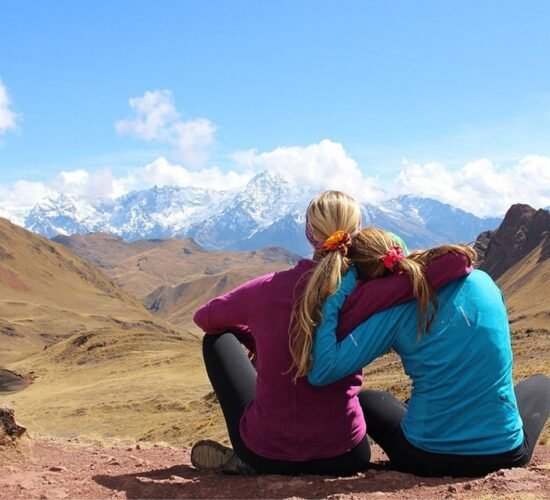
[308,268,402,386]
[337,250,472,335]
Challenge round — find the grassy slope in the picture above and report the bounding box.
[0,218,217,445]
[497,238,550,329]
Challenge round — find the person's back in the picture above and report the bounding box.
[191,190,376,475]
[227,261,366,460]
[391,270,523,454]
[309,227,550,476]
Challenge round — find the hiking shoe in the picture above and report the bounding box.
[190,439,256,475]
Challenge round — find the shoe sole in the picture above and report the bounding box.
[191,439,233,472]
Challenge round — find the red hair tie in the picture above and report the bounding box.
[320,230,352,256]
[381,246,404,271]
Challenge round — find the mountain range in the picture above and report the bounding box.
[8,171,503,254]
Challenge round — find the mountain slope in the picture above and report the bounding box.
[0,217,215,444]
[479,204,550,280]
[0,217,172,364]
[363,196,502,249]
[53,233,301,330]
[496,235,550,329]
[475,204,550,329]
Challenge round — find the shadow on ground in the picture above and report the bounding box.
[93,462,467,499]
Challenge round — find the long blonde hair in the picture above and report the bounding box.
[288,191,361,380]
[349,227,477,336]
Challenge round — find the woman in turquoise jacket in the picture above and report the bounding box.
[309,227,550,477]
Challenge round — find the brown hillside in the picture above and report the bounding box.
[0,218,214,445]
[497,236,550,329]
[0,218,171,364]
[479,204,550,279]
[54,234,300,330]
[476,204,550,329]
[146,271,250,327]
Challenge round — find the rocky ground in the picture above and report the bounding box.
[1,437,549,499]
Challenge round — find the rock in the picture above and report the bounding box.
[48,466,67,472]
[489,467,538,481]
[474,230,495,264]
[0,406,27,439]
[266,482,285,492]
[46,487,69,498]
[17,478,36,490]
[478,204,550,279]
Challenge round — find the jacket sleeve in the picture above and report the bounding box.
[193,275,267,351]
[337,251,472,337]
[308,268,401,386]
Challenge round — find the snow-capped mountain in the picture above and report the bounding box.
[6,171,502,255]
[185,171,311,250]
[24,193,110,238]
[362,196,502,249]
[111,185,225,240]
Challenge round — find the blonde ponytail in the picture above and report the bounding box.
[288,191,361,380]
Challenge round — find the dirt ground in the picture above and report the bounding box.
[1,438,549,499]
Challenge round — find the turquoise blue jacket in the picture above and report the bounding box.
[309,269,524,455]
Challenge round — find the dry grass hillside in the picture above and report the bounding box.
[0,220,158,364]
[0,218,219,445]
[498,236,550,329]
[54,233,300,330]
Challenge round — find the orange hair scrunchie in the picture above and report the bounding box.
[320,230,352,256]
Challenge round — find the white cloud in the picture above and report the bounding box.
[0,79,19,135]
[118,156,254,193]
[50,168,119,201]
[116,90,216,166]
[232,139,384,203]
[0,180,52,224]
[394,155,550,216]
[1,137,549,220]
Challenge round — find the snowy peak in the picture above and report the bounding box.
[111,185,222,240]
[25,193,107,238]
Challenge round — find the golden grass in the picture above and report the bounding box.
[2,327,223,447]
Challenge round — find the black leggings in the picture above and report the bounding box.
[358,374,550,477]
[202,333,371,475]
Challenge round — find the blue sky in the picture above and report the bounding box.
[1,1,550,216]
